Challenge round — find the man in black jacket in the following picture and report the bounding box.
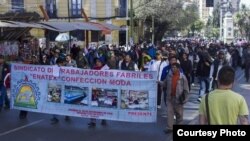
[0,55,10,111]
[196,52,212,102]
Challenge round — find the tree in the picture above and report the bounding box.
[190,20,205,36]
[133,0,199,42]
[234,4,250,40]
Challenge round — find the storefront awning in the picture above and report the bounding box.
[38,21,120,32]
[0,20,121,32]
[99,23,121,30]
[0,20,58,31]
[0,20,121,40]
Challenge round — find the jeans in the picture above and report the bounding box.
[198,77,210,97]
[0,84,10,108]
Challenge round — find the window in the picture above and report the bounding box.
[70,30,85,41]
[91,31,99,42]
[11,0,24,12]
[119,0,127,17]
[46,0,57,18]
[71,0,82,18]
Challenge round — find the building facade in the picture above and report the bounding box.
[213,0,240,13]
[198,0,212,23]
[0,0,130,47]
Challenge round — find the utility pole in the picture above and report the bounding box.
[68,0,70,22]
[130,0,134,45]
[81,9,89,49]
[152,15,154,45]
[219,0,229,42]
[126,0,129,48]
[68,0,71,53]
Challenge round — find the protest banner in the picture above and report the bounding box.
[11,63,157,122]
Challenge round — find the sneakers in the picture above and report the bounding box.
[88,120,107,127]
[64,116,70,121]
[88,122,96,128]
[19,111,27,120]
[4,105,10,110]
[163,129,173,134]
[197,97,201,103]
[101,120,107,126]
[51,117,59,124]
[0,105,10,111]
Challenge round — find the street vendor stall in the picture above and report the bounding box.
[0,20,120,63]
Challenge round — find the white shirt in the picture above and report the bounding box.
[148,59,168,80]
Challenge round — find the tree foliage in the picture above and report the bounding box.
[133,0,199,41]
[190,20,205,33]
[234,4,250,40]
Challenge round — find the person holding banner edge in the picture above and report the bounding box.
[50,57,71,124]
[0,55,10,112]
[19,55,40,119]
[88,58,108,127]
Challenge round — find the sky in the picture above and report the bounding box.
[240,0,250,8]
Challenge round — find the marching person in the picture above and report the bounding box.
[199,66,249,125]
[50,57,72,124]
[19,55,39,119]
[65,54,77,67]
[242,44,250,82]
[209,51,228,90]
[196,52,212,102]
[180,52,192,90]
[148,51,168,108]
[0,55,10,112]
[159,63,189,133]
[120,54,139,71]
[88,58,108,127]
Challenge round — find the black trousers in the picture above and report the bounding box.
[245,62,250,82]
[19,110,28,119]
[157,84,162,106]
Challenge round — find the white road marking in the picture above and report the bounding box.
[0,119,44,137]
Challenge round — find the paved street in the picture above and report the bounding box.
[0,68,249,141]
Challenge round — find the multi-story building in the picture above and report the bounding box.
[213,0,240,13]
[191,0,212,23]
[0,0,130,47]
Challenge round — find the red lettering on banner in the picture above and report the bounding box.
[144,73,153,79]
[116,72,153,79]
[68,109,113,118]
[14,65,46,72]
[60,68,65,74]
[59,69,114,78]
[128,111,152,116]
[31,74,57,80]
[109,80,131,86]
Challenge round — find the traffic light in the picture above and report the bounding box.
[206,0,214,7]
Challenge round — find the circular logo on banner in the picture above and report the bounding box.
[13,75,40,109]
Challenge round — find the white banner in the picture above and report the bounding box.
[11,64,157,122]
